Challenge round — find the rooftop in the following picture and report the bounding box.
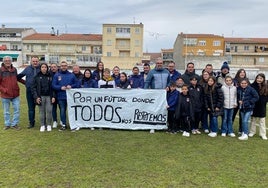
[23,33,102,41]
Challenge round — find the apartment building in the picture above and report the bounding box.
[22,32,102,66]
[173,32,226,70]
[0,24,36,66]
[225,37,268,70]
[102,23,144,69]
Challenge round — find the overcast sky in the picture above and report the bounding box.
[1,0,268,52]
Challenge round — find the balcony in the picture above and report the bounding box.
[116,44,130,50]
[115,33,130,38]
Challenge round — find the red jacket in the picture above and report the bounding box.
[0,63,20,98]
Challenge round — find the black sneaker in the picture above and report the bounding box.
[27,125,34,129]
[12,125,21,130]
[59,126,66,131]
[3,126,10,130]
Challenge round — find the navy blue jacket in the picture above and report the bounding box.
[167,89,179,111]
[129,75,144,88]
[52,70,78,100]
[80,78,98,88]
[237,85,259,112]
[169,69,181,83]
[17,65,40,89]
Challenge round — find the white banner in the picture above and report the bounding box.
[66,88,168,130]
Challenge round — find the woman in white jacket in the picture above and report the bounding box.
[221,76,237,137]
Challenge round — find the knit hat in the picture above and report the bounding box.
[221,62,229,71]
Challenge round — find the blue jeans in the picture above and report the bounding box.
[240,110,252,134]
[222,108,234,134]
[202,109,209,130]
[58,99,67,126]
[209,114,218,133]
[26,87,36,125]
[2,97,20,126]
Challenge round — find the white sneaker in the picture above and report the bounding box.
[248,133,255,137]
[195,130,201,134]
[182,131,190,137]
[149,129,155,134]
[261,135,268,140]
[192,130,197,135]
[40,126,45,132]
[52,121,57,128]
[221,133,226,137]
[47,125,52,132]
[60,121,63,126]
[208,132,217,137]
[238,133,248,140]
[91,127,95,130]
[228,133,236,137]
[204,129,209,133]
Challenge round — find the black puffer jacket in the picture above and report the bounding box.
[203,84,224,113]
[31,71,55,101]
[251,82,268,117]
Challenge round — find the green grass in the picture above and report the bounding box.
[0,84,268,187]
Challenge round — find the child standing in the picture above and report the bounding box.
[189,76,203,134]
[166,82,179,133]
[237,78,259,140]
[31,63,55,132]
[221,76,237,137]
[175,84,194,137]
[203,76,224,137]
[249,73,268,140]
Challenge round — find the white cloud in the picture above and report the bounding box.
[1,0,268,51]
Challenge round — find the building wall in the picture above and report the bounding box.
[102,23,143,69]
[22,39,102,66]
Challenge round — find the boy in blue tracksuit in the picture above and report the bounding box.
[52,61,78,131]
[166,82,179,133]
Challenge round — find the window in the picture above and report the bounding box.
[41,44,46,50]
[66,56,72,62]
[116,27,130,33]
[107,40,112,46]
[107,52,112,57]
[135,40,140,46]
[26,45,30,50]
[259,57,265,63]
[135,52,140,57]
[135,28,140,34]
[107,27,112,33]
[213,41,221,46]
[184,38,197,46]
[82,46,87,51]
[12,45,18,50]
[244,46,249,51]
[198,40,206,46]
[49,55,59,64]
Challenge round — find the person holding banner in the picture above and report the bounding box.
[52,61,78,131]
[80,68,98,88]
[98,68,115,88]
[144,57,170,133]
[117,72,131,89]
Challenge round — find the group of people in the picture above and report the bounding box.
[0,55,267,140]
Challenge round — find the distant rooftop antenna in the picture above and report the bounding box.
[51,27,55,36]
[133,17,136,24]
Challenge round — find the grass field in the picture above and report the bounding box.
[0,84,268,187]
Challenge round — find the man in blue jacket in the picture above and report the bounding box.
[17,56,40,128]
[52,61,78,131]
[144,57,170,133]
